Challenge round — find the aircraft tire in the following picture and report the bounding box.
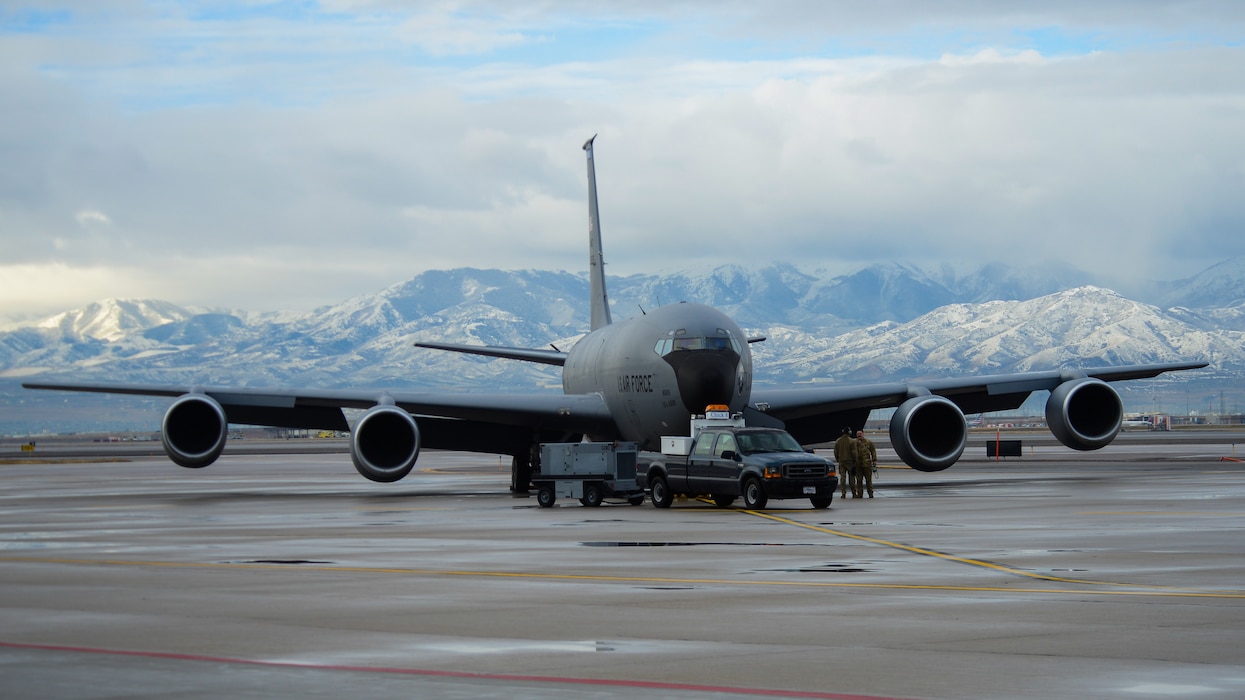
[712,495,736,508]
[579,482,604,507]
[628,494,645,506]
[810,496,832,509]
[537,484,556,508]
[742,478,768,509]
[649,475,674,508]
[511,454,533,494]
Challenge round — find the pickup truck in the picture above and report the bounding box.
[639,426,838,509]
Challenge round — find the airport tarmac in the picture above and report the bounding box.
[3,438,1245,699]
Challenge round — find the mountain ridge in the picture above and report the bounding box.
[3,259,1241,433]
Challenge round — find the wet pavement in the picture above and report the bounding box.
[2,442,1244,699]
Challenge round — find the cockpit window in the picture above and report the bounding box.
[654,333,740,356]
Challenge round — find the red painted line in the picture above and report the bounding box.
[0,640,914,700]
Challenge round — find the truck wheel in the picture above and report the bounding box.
[810,495,832,509]
[712,495,736,508]
[650,475,673,508]
[742,478,768,509]
[579,482,604,507]
[536,485,556,508]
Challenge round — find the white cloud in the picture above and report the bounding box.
[394,9,535,57]
[74,209,111,226]
[1,2,1243,323]
[0,263,150,327]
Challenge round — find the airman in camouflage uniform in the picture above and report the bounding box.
[833,427,856,498]
[854,430,878,498]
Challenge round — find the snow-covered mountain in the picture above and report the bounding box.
[2,260,1241,434]
[1159,258,1245,310]
[34,298,197,342]
[756,287,1239,383]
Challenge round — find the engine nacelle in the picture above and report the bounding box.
[889,395,967,472]
[1045,378,1122,451]
[350,405,421,483]
[161,394,228,468]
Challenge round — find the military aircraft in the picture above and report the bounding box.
[24,137,1207,491]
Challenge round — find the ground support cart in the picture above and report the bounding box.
[534,442,645,507]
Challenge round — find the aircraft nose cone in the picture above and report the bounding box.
[662,349,740,414]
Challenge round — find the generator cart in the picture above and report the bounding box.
[534,441,645,507]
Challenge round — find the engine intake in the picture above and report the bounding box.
[350,405,421,483]
[889,395,967,472]
[1045,378,1122,451]
[161,394,228,468]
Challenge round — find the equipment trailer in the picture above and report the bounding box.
[534,441,646,508]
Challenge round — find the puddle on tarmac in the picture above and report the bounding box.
[242,559,333,565]
[818,521,962,527]
[582,541,797,547]
[759,563,872,573]
[411,638,729,656]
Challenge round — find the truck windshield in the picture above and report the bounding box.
[736,431,804,455]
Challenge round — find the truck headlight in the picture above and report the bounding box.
[764,465,782,479]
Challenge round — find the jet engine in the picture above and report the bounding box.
[161,394,228,468]
[350,405,421,483]
[889,395,967,472]
[1045,378,1122,451]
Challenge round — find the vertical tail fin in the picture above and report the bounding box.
[584,135,612,330]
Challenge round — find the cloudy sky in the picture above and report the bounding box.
[2,1,1243,325]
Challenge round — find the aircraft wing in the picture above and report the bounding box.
[751,361,1209,445]
[21,381,618,452]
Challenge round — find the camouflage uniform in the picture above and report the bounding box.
[833,429,856,498]
[854,431,878,498]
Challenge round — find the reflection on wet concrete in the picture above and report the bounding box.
[3,449,1245,700]
[581,541,795,547]
[244,559,332,565]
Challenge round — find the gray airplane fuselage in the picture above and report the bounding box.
[562,302,753,449]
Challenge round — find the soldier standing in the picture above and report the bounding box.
[833,427,856,498]
[855,430,878,498]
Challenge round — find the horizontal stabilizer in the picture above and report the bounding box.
[415,341,568,367]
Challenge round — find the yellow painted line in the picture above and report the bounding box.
[416,466,509,474]
[739,509,1239,594]
[1083,511,1245,516]
[2,555,1243,599]
[0,458,132,465]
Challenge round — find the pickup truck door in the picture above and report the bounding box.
[704,432,743,496]
[685,432,720,494]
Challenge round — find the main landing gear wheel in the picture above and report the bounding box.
[712,495,737,508]
[536,485,556,508]
[810,495,833,509]
[511,453,533,494]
